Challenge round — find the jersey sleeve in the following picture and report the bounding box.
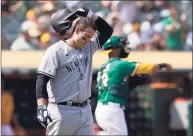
[37,48,60,78]
[120,61,139,77]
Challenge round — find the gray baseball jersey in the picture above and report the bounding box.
[38,35,101,103]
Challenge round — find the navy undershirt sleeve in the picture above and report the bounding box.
[95,16,113,47]
[36,73,50,99]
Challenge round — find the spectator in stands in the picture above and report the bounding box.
[136,1,155,15]
[2,86,14,135]
[1,34,8,50]
[180,13,189,46]
[127,23,142,50]
[145,33,167,51]
[10,21,40,51]
[140,13,155,46]
[163,7,184,50]
[26,1,55,26]
[39,32,52,50]
[97,1,112,18]
[111,1,138,24]
[26,8,39,26]
[153,9,171,33]
[184,31,192,51]
[1,1,24,17]
[106,11,122,36]
[1,75,28,135]
[39,1,55,15]
[1,1,28,47]
[1,1,192,51]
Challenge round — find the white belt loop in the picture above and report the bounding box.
[67,101,72,106]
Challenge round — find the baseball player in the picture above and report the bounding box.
[36,6,113,135]
[95,36,173,135]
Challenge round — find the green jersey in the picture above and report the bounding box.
[96,58,138,107]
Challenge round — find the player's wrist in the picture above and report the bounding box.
[37,105,47,109]
[88,10,98,22]
[37,98,48,106]
[158,63,168,69]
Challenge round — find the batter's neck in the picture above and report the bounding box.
[65,39,78,49]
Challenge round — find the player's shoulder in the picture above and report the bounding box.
[45,40,67,53]
[47,40,63,50]
[118,59,138,66]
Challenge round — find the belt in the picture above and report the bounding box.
[57,99,90,107]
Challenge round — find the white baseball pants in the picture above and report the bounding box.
[95,102,128,135]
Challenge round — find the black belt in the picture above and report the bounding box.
[57,100,89,107]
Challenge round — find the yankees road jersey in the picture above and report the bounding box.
[38,35,101,103]
[96,58,138,107]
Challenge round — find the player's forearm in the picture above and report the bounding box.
[94,16,113,46]
[36,74,50,106]
[133,63,172,75]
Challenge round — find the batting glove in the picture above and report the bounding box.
[37,105,52,128]
[75,6,93,18]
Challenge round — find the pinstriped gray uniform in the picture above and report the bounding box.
[38,35,100,103]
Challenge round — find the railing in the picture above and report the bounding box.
[2,51,192,69]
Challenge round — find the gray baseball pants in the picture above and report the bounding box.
[46,103,95,135]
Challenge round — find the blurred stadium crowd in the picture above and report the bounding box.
[1,1,192,136]
[1,0,192,51]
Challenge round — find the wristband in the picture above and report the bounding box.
[38,105,47,109]
[158,63,168,69]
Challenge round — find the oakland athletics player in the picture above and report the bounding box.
[95,36,173,135]
[36,7,113,135]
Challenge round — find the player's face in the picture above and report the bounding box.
[74,26,96,48]
[111,48,121,57]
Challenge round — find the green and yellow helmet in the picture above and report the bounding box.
[103,36,129,50]
[103,36,131,58]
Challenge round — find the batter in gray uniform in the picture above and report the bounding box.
[36,7,113,135]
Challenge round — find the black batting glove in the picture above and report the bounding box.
[75,6,90,17]
[37,105,52,128]
[158,63,173,71]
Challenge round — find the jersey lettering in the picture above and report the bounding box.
[65,56,89,73]
[65,59,79,72]
[101,73,108,87]
[77,56,89,66]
